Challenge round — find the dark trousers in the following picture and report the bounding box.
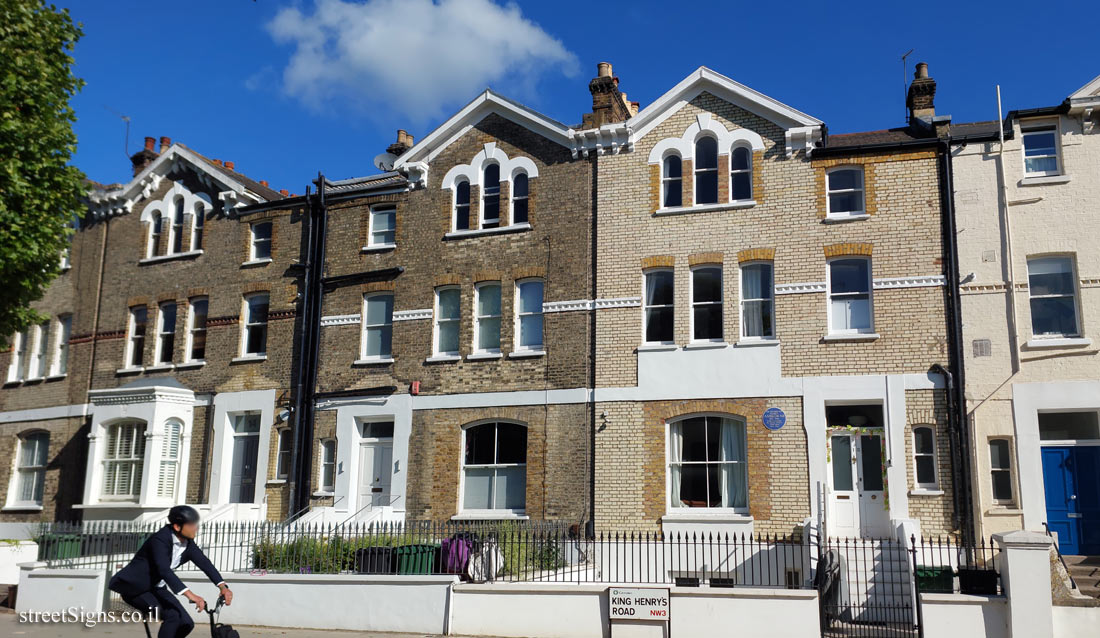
[124,587,195,638]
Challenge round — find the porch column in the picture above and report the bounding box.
[993,530,1053,638]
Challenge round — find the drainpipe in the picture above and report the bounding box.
[996,86,1022,374]
[587,152,598,539]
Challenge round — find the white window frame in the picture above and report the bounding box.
[912,426,938,490]
[510,170,529,224]
[826,257,874,335]
[453,179,472,231]
[275,428,291,480]
[29,321,49,380]
[155,301,176,365]
[12,431,49,507]
[241,293,270,357]
[125,307,147,369]
[148,212,164,258]
[693,136,719,206]
[360,292,394,361]
[480,163,501,229]
[473,282,502,355]
[1021,121,1061,177]
[51,315,72,377]
[666,414,749,514]
[689,265,723,344]
[458,420,527,516]
[514,278,544,353]
[739,261,775,341]
[249,221,273,261]
[101,421,146,502]
[642,269,675,345]
[156,420,183,499]
[729,144,753,202]
[368,205,396,248]
[433,286,461,358]
[6,331,28,382]
[825,166,866,218]
[661,152,683,209]
[318,438,337,494]
[1027,255,1080,339]
[186,297,208,363]
[988,437,1015,505]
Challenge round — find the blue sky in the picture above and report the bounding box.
[62,0,1097,193]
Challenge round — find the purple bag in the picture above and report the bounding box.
[441,536,471,574]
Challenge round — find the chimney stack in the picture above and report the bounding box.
[906,62,937,125]
[130,135,159,176]
[159,136,171,153]
[386,129,414,158]
[582,61,635,128]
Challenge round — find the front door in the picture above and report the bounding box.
[829,431,890,538]
[1043,446,1100,555]
[358,442,393,509]
[230,413,260,503]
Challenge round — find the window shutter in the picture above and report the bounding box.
[157,422,181,498]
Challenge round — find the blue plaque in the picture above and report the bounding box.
[762,407,786,431]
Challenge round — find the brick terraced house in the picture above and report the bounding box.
[0,137,295,526]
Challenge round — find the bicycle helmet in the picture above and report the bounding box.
[168,505,201,526]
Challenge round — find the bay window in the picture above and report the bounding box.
[102,421,146,501]
[156,420,182,498]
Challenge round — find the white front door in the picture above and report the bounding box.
[828,431,890,538]
[358,442,393,509]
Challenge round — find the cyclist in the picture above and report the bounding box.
[109,505,234,638]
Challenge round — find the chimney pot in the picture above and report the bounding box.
[279,189,289,196]
[144,136,156,152]
[225,161,235,170]
[915,62,929,79]
[159,136,171,152]
[212,159,222,166]
[597,62,612,78]
[260,180,269,187]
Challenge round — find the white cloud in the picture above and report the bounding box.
[267,0,579,121]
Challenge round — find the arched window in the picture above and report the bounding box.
[14,431,49,506]
[157,420,183,498]
[462,421,527,513]
[191,203,204,251]
[511,172,529,224]
[694,137,718,205]
[730,146,752,201]
[482,164,501,228]
[662,154,682,208]
[150,212,164,257]
[171,197,184,253]
[454,180,471,231]
[668,415,747,510]
[102,421,146,501]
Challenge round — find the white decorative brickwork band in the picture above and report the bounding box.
[873,275,946,289]
[543,299,595,313]
[393,309,432,322]
[594,297,642,309]
[775,282,826,295]
[320,314,360,327]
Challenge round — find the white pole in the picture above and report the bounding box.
[996,85,1022,374]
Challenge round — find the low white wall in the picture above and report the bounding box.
[451,583,819,638]
[16,562,109,614]
[0,541,38,584]
[921,593,1007,638]
[1053,605,1100,638]
[178,572,456,634]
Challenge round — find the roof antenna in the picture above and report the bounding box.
[103,105,131,157]
[901,49,914,124]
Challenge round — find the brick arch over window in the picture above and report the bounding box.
[140,181,213,254]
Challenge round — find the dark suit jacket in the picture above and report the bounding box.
[109,525,224,597]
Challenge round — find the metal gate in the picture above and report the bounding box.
[817,538,919,638]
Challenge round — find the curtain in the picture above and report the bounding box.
[669,422,683,507]
[719,419,748,508]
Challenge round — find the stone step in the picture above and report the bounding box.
[1062,555,1100,598]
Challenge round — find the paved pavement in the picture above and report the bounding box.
[0,610,441,638]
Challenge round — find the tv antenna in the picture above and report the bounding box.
[901,49,914,123]
[103,105,131,157]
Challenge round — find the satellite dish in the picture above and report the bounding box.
[373,152,397,171]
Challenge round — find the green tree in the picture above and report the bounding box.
[0,0,85,346]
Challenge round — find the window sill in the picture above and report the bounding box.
[425,354,460,363]
[139,250,204,265]
[508,349,546,359]
[231,355,267,364]
[312,491,335,498]
[45,373,67,381]
[145,363,175,372]
[451,511,529,521]
[984,506,1021,516]
[653,200,756,216]
[1024,337,1092,349]
[1,504,43,512]
[354,357,395,366]
[1019,174,1071,187]
[822,213,870,224]
[176,361,206,370]
[23,376,45,384]
[3,380,22,387]
[736,338,779,348]
[637,343,678,352]
[444,223,531,240]
[116,366,144,375]
[822,333,880,342]
[241,258,273,268]
[910,488,944,497]
[683,341,728,350]
[266,479,287,485]
[361,244,396,253]
[662,510,753,522]
[467,352,503,361]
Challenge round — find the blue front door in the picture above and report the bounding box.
[1042,446,1100,555]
